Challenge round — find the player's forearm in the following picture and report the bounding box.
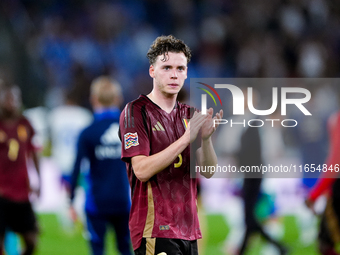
[197,137,217,178]
[132,133,190,182]
[31,152,41,184]
[69,160,82,202]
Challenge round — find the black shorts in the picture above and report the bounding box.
[0,197,38,234]
[134,237,198,255]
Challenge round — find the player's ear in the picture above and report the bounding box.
[149,65,155,78]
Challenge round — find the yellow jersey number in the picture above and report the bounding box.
[174,154,182,168]
[8,138,19,161]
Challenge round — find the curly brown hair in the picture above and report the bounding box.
[147,35,192,65]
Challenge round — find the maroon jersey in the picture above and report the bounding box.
[309,112,340,201]
[0,116,35,202]
[119,95,201,250]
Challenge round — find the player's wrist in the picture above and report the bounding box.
[181,130,191,145]
[201,136,212,145]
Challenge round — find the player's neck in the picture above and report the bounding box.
[1,110,19,121]
[147,90,177,114]
[1,114,20,126]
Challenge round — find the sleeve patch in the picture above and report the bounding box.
[124,132,139,149]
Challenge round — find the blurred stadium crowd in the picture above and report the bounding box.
[0,0,340,109]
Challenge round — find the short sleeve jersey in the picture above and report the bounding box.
[119,95,201,250]
[0,116,36,202]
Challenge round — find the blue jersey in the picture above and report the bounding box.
[70,108,131,215]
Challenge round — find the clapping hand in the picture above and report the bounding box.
[201,108,223,140]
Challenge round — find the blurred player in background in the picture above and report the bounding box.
[290,86,330,246]
[216,89,287,255]
[49,90,92,231]
[306,103,340,255]
[237,124,287,255]
[69,76,132,255]
[119,35,223,255]
[0,84,41,255]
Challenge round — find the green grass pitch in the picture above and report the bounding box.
[35,213,319,255]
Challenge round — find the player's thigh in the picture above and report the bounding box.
[86,213,107,243]
[109,214,132,254]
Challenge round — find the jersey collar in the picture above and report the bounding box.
[140,94,179,111]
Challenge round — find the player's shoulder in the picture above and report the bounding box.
[121,95,152,122]
[50,105,92,121]
[18,115,33,127]
[123,95,151,112]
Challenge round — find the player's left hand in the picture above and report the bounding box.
[201,108,223,140]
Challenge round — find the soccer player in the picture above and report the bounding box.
[119,35,223,254]
[49,90,92,231]
[306,110,340,255]
[0,85,41,255]
[69,76,132,255]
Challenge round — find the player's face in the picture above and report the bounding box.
[0,88,21,116]
[150,52,188,96]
